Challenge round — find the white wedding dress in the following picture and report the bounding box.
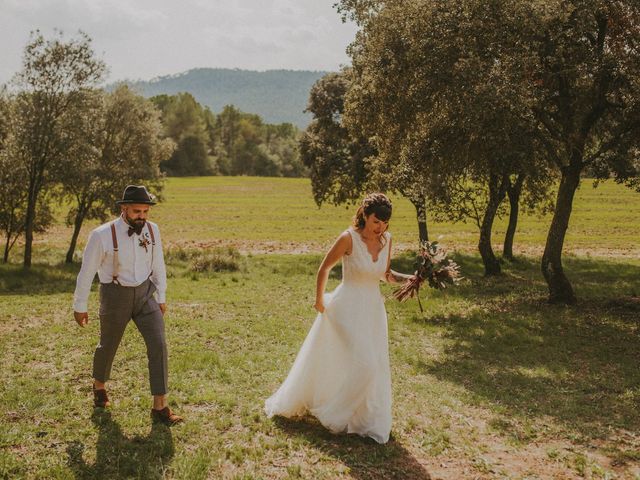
[265,228,392,444]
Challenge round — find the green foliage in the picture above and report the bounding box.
[58,85,170,263]
[2,32,169,266]
[168,135,211,176]
[163,92,208,142]
[151,92,213,176]
[338,0,640,296]
[339,0,558,269]
[522,0,640,301]
[9,30,107,267]
[300,70,374,206]
[151,97,307,178]
[190,254,241,274]
[212,105,306,178]
[0,94,54,262]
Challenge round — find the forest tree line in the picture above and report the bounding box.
[150,93,306,178]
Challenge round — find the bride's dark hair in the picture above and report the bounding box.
[353,193,392,230]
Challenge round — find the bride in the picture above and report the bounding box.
[265,193,412,443]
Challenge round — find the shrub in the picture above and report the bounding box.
[165,245,242,273]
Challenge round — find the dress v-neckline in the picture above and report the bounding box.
[354,228,383,263]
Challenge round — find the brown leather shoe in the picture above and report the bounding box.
[93,386,110,408]
[151,407,183,426]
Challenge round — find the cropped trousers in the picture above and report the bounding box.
[93,279,168,395]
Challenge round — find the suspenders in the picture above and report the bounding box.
[110,222,120,284]
[147,222,156,256]
[110,221,156,285]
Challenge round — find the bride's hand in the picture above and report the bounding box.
[313,302,325,313]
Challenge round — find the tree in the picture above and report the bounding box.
[301,69,439,243]
[338,0,556,274]
[521,1,640,303]
[264,123,307,177]
[215,105,242,174]
[167,135,209,176]
[340,0,640,296]
[61,85,172,263]
[11,30,106,267]
[152,96,306,178]
[212,105,304,177]
[502,173,555,261]
[0,93,53,262]
[300,71,374,207]
[233,115,265,175]
[152,92,213,176]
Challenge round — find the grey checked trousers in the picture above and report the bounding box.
[93,279,168,395]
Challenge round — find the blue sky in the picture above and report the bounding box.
[0,0,358,84]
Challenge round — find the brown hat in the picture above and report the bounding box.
[116,185,157,205]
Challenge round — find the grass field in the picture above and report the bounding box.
[1,176,639,479]
[28,176,640,259]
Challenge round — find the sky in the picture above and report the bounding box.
[0,0,359,84]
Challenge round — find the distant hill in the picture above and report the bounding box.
[121,68,330,129]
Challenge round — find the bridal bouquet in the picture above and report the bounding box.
[392,241,462,312]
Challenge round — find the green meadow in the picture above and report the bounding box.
[1,176,639,479]
[36,176,640,257]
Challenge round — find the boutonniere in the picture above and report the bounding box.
[138,233,151,253]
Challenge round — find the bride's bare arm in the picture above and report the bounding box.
[383,238,414,284]
[314,231,352,312]
[385,270,414,284]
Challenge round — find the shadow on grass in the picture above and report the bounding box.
[410,255,640,442]
[394,252,640,292]
[0,262,80,296]
[274,416,431,479]
[66,410,174,480]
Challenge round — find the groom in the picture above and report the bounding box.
[72,185,182,425]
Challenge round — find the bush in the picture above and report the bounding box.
[165,245,242,273]
[191,253,240,273]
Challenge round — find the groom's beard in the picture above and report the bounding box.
[124,214,146,235]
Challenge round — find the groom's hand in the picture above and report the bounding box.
[74,311,88,327]
[159,303,167,315]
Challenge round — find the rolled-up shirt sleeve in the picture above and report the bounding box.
[150,225,167,303]
[73,230,104,312]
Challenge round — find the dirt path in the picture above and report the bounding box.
[168,238,640,259]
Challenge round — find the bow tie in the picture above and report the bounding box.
[127,223,145,236]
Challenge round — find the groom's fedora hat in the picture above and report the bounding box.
[116,185,157,205]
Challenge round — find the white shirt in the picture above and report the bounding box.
[73,216,167,312]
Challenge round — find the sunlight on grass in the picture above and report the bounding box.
[1,176,639,478]
[1,250,638,478]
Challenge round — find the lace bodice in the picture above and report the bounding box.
[342,228,390,286]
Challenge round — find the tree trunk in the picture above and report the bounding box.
[3,212,15,263]
[541,164,581,305]
[66,204,87,263]
[478,174,507,276]
[23,187,36,268]
[5,233,20,263]
[410,195,429,243]
[3,234,9,263]
[503,174,525,261]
